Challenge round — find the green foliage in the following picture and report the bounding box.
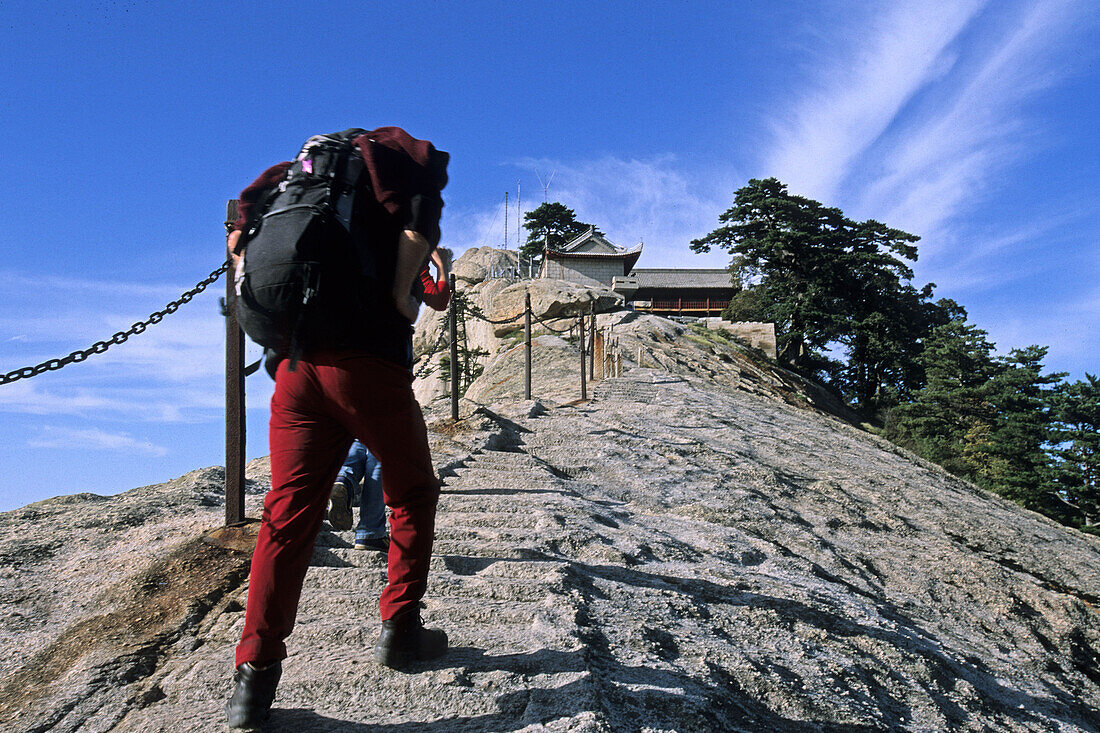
[978,345,1064,513]
[885,324,1073,522]
[521,202,603,260]
[692,177,936,413]
[1048,374,1100,527]
[439,292,489,397]
[886,320,1001,480]
[689,176,1097,533]
[721,287,772,322]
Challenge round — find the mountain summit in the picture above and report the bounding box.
[1,252,1097,732]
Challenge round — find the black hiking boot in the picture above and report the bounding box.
[226,661,282,730]
[328,481,353,530]
[373,607,448,669]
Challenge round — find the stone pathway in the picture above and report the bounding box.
[5,368,1099,732]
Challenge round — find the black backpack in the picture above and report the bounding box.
[235,129,378,366]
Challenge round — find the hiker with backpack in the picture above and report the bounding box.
[223,128,450,729]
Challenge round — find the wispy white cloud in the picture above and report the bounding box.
[0,378,225,422]
[499,155,731,268]
[761,0,1093,299]
[765,0,987,204]
[445,198,514,254]
[27,426,168,457]
[0,276,250,420]
[0,271,190,300]
[862,0,1086,247]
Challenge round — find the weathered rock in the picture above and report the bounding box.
[452,246,520,285]
[2,290,1099,732]
[486,279,624,333]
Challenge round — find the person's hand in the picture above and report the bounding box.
[227,229,243,268]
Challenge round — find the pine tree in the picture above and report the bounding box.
[884,319,1000,482]
[978,346,1064,513]
[1048,374,1100,528]
[521,203,603,260]
[692,177,933,409]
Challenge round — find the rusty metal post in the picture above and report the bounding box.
[593,329,605,381]
[449,273,459,420]
[588,302,595,380]
[224,200,246,526]
[524,292,532,400]
[578,310,587,401]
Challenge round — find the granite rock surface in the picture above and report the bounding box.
[1,275,1098,732]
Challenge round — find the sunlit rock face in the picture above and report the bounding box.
[3,260,1099,731]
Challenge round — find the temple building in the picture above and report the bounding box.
[538,228,738,319]
[538,228,644,288]
[611,268,736,318]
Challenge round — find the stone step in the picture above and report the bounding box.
[433,555,569,580]
[465,449,546,466]
[436,495,572,513]
[308,545,569,578]
[307,543,555,571]
[435,511,543,529]
[440,485,579,498]
[429,539,558,560]
[434,526,553,544]
[446,466,561,485]
[291,595,578,650]
[299,569,560,605]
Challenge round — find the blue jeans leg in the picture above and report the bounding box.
[337,440,367,498]
[356,449,387,539]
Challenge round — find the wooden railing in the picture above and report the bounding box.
[632,298,728,316]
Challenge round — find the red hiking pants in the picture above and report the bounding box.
[235,352,439,668]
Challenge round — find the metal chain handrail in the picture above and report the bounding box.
[531,311,576,334]
[0,263,229,386]
[468,309,526,325]
[459,297,576,333]
[410,288,588,382]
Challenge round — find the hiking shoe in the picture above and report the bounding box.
[327,481,353,530]
[354,534,390,552]
[373,608,448,669]
[226,660,281,730]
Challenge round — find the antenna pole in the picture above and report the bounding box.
[504,191,508,250]
[535,169,555,202]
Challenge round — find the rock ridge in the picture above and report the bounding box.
[0,259,1098,731]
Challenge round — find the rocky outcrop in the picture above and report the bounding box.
[452,246,522,285]
[1,253,1098,731]
[412,248,624,404]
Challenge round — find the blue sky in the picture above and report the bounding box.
[1,0,1097,511]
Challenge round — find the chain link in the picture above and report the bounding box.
[0,264,228,386]
[466,309,526,325]
[531,311,576,334]
[1,264,597,387]
[460,296,577,334]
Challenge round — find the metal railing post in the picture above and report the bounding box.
[524,292,532,400]
[224,199,245,526]
[588,301,595,379]
[449,273,459,420]
[578,310,587,401]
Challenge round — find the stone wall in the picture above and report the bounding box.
[543,258,623,287]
